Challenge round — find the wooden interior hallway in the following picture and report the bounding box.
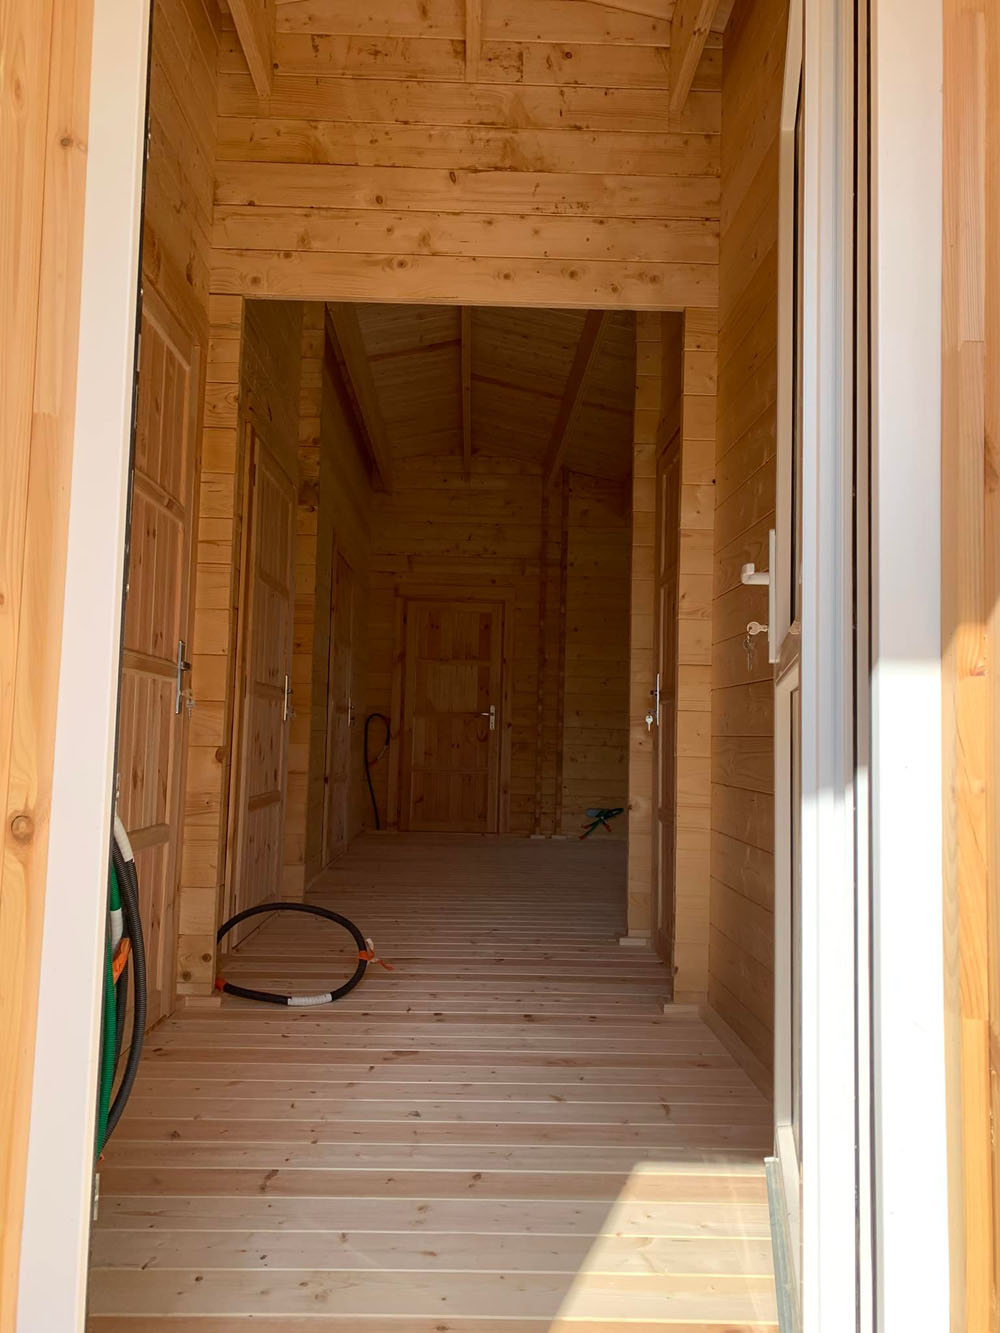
[87,836,776,1330]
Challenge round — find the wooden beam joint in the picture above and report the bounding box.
[325,304,394,494]
[542,311,610,490]
[228,0,274,99]
[668,0,721,120]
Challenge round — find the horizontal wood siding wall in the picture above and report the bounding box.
[145,0,218,340]
[367,457,546,834]
[209,2,721,309]
[708,0,787,1078]
[561,474,631,837]
[364,455,631,836]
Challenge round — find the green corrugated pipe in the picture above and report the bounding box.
[95,865,120,1158]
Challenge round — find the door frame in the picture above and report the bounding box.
[868,0,949,1327]
[390,583,514,833]
[321,543,357,866]
[17,1,152,1326]
[224,424,297,925]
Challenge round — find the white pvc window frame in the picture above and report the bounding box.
[16,1,151,1328]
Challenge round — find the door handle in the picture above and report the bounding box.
[479,705,496,731]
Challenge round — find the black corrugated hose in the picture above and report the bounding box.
[364,713,391,830]
[105,823,147,1145]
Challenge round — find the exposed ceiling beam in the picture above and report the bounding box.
[465,0,482,81]
[542,311,610,491]
[460,308,473,479]
[228,0,274,99]
[325,305,394,494]
[668,0,721,119]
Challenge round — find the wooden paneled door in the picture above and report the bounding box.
[651,436,682,967]
[322,550,357,864]
[228,429,296,923]
[116,290,200,1027]
[401,600,504,833]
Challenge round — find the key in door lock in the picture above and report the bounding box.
[645,711,655,732]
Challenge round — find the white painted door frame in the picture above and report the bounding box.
[775,1,950,1329]
[16,2,151,1329]
[869,0,949,1328]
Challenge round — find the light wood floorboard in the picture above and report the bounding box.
[88,835,775,1329]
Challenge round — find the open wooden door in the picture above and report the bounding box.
[652,434,682,966]
[322,550,357,864]
[401,599,503,832]
[116,290,200,1026]
[227,429,296,923]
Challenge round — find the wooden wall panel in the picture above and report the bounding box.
[627,309,714,986]
[941,1,1000,1326]
[177,299,303,994]
[627,313,661,934]
[560,475,631,836]
[316,340,375,861]
[209,3,721,309]
[366,457,546,834]
[282,305,325,898]
[144,0,219,339]
[708,0,787,1078]
[673,307,717,1000]
[0,0,93,1320]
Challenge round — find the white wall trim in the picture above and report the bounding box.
[16,1,150,1327]
[869,0,949,1327]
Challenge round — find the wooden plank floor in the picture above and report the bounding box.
[88,834,776,1331]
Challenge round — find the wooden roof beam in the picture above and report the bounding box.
[325,305,394,494]
[461,308,473,479]
[542,311,609,491]
[228,0,274,98]
[668,0,721,119]
[465,0,482,81]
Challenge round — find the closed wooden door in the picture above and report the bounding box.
[116,290,199,1026]
[322,551,356,863]
[652,436,681,966]
[228,430,296,922]
[401,600,503,832]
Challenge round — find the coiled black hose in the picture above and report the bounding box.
[105,832,147,1144]
[363,712,391,830]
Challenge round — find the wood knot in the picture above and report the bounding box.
[10,813,34,842]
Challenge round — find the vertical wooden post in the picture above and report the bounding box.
[282,304,326,899]
[626,313,661,936]
[941,2,997,1325]
[177,294,246,997]
[672,308,717,1000]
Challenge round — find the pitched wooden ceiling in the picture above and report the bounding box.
[344,304,636,481]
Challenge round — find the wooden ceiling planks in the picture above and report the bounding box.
[213,0,724,309]
[343,303,634,483]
